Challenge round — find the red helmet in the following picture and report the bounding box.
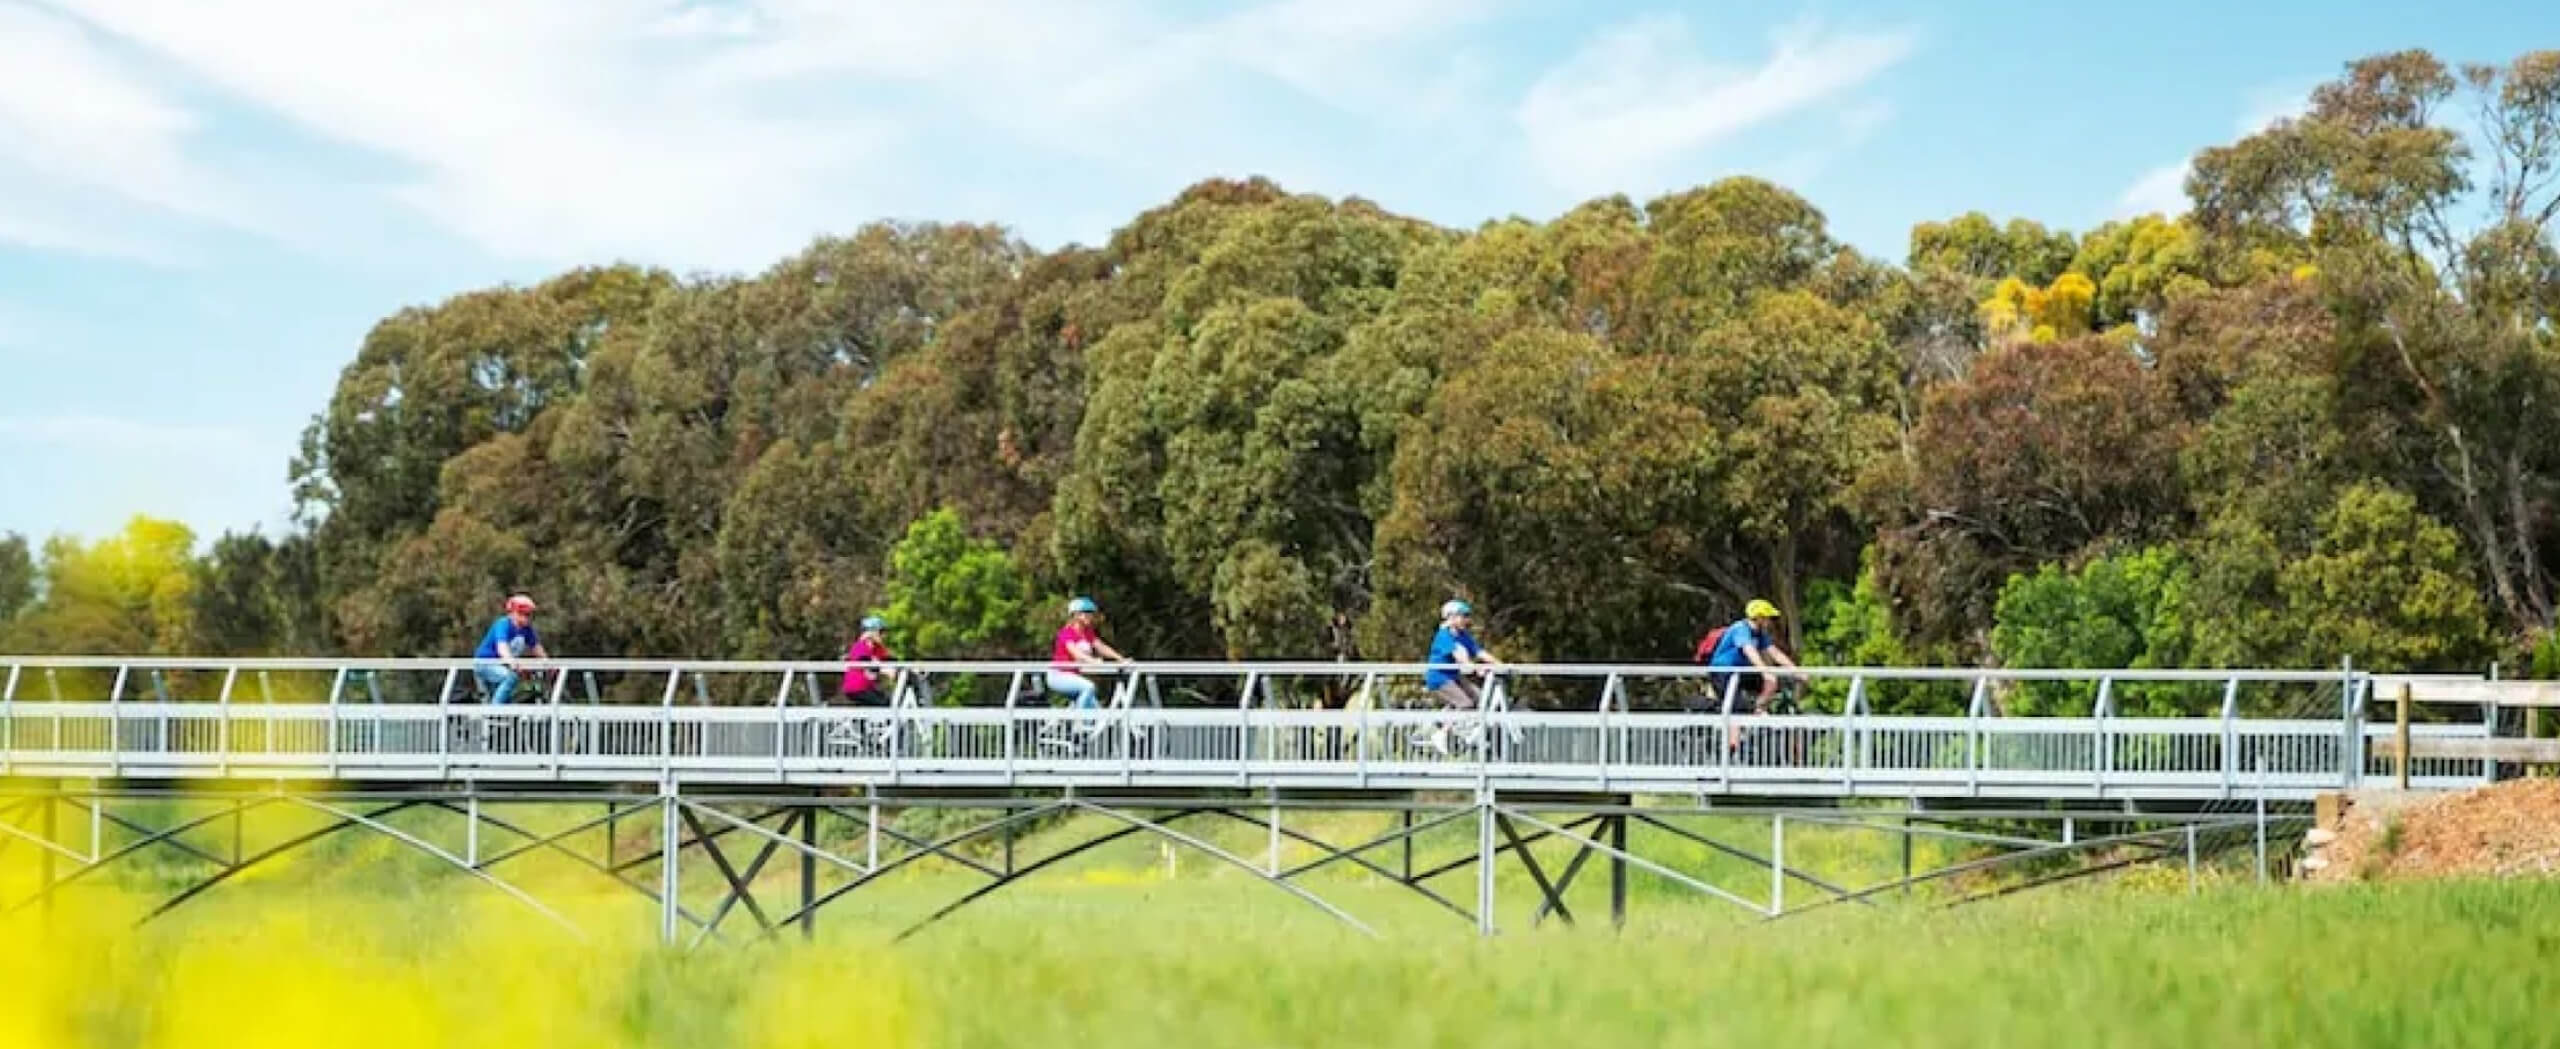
[505,594,538,614]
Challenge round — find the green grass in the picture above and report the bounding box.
[10,850,2557,1048]
[885,880,2560,1049]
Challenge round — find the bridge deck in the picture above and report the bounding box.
[0,658,2502,800]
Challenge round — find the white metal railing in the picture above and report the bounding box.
[0,657,2499,799]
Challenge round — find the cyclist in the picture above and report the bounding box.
[471,593,549,705]
[1049,597,1132,710]
[1704,598,1800,713]
[841,616,894,706]
[827,615,895,749]
[1704,598,1806,755]
[1419,599,1501,753]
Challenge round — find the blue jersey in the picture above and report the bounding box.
[1424,625,1484,688]
[474,616,540,660]
[1706,620,1769,668]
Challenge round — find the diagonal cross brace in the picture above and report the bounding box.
[765,802,1071,930]
[1203,808,1475,926]
[1496,814,1575,926]
[434,801,728,939]
[5,798,278,915]
[1529,827,1603,927]
[93,806,234,868]
[1631,814,1869,906]
[1407,813,1606,884]
[143,801,424,927]
[1771,818,2266,921]
[1069,802,1379,937]
[682,806,791,944]
[889,815,1185,943]
[286,796,585,939]
[1498,807,1770,917]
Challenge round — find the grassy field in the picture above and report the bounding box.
[5,801,2556,1049]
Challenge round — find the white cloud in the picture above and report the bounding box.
[2116,161,2190,218]
[641,1,763,40]
[7,1,1929,271]
[0,197,182,263]
[22,0,1512,269]
[1190,0,1505,117]
[37,0,906,269]
[1516,15,1915,197]
[0,1,250,260]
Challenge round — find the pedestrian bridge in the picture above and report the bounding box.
[0,656,2506,801]
[7,655,2536,942]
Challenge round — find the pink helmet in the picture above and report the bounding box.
[505,594,538,614]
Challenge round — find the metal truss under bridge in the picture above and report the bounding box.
[0,657,2520,940]
[3,785,2311,943]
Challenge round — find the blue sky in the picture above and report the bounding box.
[2,0,2553,546]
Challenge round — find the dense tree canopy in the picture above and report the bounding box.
[10,49,2559,704]
[1,517,199,655]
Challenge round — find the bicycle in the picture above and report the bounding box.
[823,671,936,757]
[1409,671,1524,761]
[1034,674,1160,759]
[1673,677,1803,767]
[1734,681,1807,767]
[451,665,553,755]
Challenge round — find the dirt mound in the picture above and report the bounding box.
[2308,779,2560,882]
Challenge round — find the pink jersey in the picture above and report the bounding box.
[1053,622,1099,669]
[842,636,890,695]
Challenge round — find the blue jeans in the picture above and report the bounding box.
[1046,670,1099,709]
[475,662,520,706]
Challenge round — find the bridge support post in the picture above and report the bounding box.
[40,790,56,923]
[1608,811,1627,929]
[1400,809,1413,882]
[1475,793,1496,937]
[658,790,679,945]
[1900,817,1914,899]
[1770,815,1786,917]
[2254,797,2268,884]
[2185,823,2198,894]
[800,806,818,943]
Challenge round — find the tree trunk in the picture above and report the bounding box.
[2445,427,2530,629]
[1772,534,1803,654]
[2504,448,2556,629]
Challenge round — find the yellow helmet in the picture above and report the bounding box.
[1745,599,1781,619]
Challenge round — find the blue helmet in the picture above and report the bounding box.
[860,616,887,633]
[1067,596,1099,615]
[1440,599,1473,620]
